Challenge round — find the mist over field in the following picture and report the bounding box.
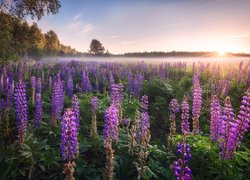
[40,56,250,64]
[38,57,250,65]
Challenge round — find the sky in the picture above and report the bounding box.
[30,0,250,54]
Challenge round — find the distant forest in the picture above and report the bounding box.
[0,11,80,63]
[120,51,250,57]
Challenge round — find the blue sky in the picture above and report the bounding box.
[31,0,250,53]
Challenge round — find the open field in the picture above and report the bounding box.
[0,59,249,179]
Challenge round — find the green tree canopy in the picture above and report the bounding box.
[89,39,105,55]
[45,30,60,55]
[0,0,61,20]
[0,12,79,64]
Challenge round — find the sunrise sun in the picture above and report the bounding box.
[217,49,226,56]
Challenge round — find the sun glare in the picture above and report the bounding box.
[218,50,226,56]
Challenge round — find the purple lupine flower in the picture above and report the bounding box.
[14,79,28,144]
[52,76,64,125]
[72,94,80,129]
[220,97,235,159]
[72,94,80,130]
[192,75,202,134]
[91,96,99,113]
[138,112,150,140]
[95,77,99,92]
[103,104,118,147]
[140,95,149,113]
[109,71,115,92]
[210,95,221,142]
[5,78,14,109]
[169,99,179,147]
[110,83,124,107]
[224,80,230,97]
[231,87,250,151]
[127,69,133,97]
[66,75,73,99]
[82,70,92,93]
[133,78,139,98]
[137,95,150,140]
[0,75,3,92]
[60,108,79,161]
[192,76,202,117]
[37,78,42,94]
[31,76,36,104]
[217,80,224,98]
[173,141,192,180]
[101,69,106,85]
[211,83,216,94]
[170,99,179,114]
[31,76,36,90]
[158,64,164,79]
[181,96,190,134]
[34,93,43,127]
[133,73,143,99]
[122,118,129,126]
[17,63,23,80]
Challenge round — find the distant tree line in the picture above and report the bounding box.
[122,51,218,57]
[122,51,250,57]
[0,11,79,63]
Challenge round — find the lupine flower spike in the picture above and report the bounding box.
[31,76,36,104]
[72,94,80,130]
[219,97,235,159]
[103,104,118,180]
[210,95,221,142]
[91,96,99,139]
[52,76,64,125]
[60,108,79,180]
[136,95,151,180]
[181,96,190,135]
[192,75,202,134]
[169,99,179,148]
[34,93,43,127]
[173,138,192,180]
[110,83,124,123]
[14,79,28,144]
[232,87,250,149]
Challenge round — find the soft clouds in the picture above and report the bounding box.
[223,34,250,40]
[110,35,119,39]
[67,22,94,33]
[73,13,83,21]
[81,24,94,33]
[68,21,82,30]
[120,40,136,46]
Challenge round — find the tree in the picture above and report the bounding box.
[0,0,61,20]
[44,30,60,55]
[12,20,30,57]
[0,12,18,63]
[89,39,105,55]
[28,22,46,58]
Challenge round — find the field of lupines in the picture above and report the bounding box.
[0,60,249,180]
